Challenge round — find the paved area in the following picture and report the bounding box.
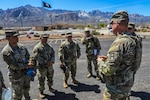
[0,37,150,100]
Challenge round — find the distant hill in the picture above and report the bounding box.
[0,5,149,27]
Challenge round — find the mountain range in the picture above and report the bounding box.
[0,5,149,27]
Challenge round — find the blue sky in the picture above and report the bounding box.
[0,0,150,16]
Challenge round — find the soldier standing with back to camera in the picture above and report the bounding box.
[33,33,56,99]
[58,32,81,88]
[81,28,101,80]
[97,10,139,100]
[1,31,32,100]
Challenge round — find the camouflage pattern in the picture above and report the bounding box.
[129,33,143,88]
[130,33,142,73]
[128,22,143,86]
[58,40,81,81]
[110,10,129,24]
[33,41,55,92]
[81,35,101,75]
[1,43,31,100]
[0,71,4,100]
[98,33,137,100]
[103,89,130,100]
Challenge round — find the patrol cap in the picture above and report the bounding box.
[5,31,19,37]
[110,10,129,24]
[128,22,135,29]
[65,32,72,37]
[40,33,49,38]
[84,27,91,34]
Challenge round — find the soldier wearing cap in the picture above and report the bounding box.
[128,22,143,86]
[32,33,56,99]
[97,10,137,100]
[1,31,32,100]
[128,22,136,36]
[81,27,101,80]
[58,32,81,88]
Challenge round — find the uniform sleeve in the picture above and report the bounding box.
[58,43,65,62]
[0,71,4,82]
[132,36,142,73]
[76,43,81,58]
[50,47,55,63]
[25,47,30,61]
[33,46,45,64]
[81,37,86,45]
[99,42,123,76]
[95,37,101,54]
[2,52,22,70]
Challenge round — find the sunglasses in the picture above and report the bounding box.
[85,31,90,34]
[128,28,133,30]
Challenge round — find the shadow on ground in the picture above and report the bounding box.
[131,91,150,100]
[68,82,101,93]
[44,91,79,100]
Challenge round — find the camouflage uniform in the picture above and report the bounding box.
[128,23,143,86]
[81,30,101,78]
[1,31,31,100]
[58,32,81,87]
[33,33,55,94]
[0,71,4,100]
[98,11,138,100]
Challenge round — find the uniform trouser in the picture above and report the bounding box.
[37,66,54,92]
[9,75,31,100]
[0,88,2,100]
[0,81,2,100]
[103,89,130,100]
[86,55,98,75]
[64,60,77,82]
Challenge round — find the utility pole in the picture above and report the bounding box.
[134,13,136,24]
[3,22,6,30]
[50,14,52,30]
[20,17,23,31]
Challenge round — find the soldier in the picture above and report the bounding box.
[128,22,143,84]
[58,32,81,88]
[33,33,56,99]
[97,10,138,100]
[0,70,6,100]
[81,28,101,80]
[128,23,136,36]
[1,31,32,100]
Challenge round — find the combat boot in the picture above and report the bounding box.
[96,76,100,80]
[71,79,79,85]
[87,73,92,78]
[49,87,56,93]
[63,81,68,88]
[39,91,45,99]
[96,74,100,80]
